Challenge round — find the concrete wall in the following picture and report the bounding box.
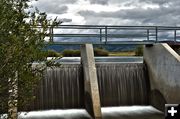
[144,43,180,111]
[81,44,102,119]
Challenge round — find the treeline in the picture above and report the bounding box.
[45,48,109,57]
[45,45,143,57]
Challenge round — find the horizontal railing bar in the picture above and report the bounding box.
[54,28,180,30]
[50,34,148,38]
[59,25,153,27]
[34,25,180,29]
[45,41,155,45]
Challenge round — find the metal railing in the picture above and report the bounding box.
[42,25,180,44]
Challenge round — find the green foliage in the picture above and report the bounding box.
[135,45,143,56]
[94,48,109,56]
[62,50,81,57]
[45,50,61,57]
[0,0,60,114]
[62,48,109,57]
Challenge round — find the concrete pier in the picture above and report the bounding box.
[144,43,180,111]
[81,44,102,119]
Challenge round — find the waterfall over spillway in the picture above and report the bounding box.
[25,65,84,111]
[24,62,150,111]
[96,63,149,106]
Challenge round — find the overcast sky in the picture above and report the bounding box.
[32,0,180,26]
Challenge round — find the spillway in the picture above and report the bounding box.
[23,64,84,110]
[97,63,149,106]
[22,59,150,111]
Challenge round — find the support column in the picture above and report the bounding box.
[81,44,102,119]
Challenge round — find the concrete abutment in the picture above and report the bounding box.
[144,43,180,111]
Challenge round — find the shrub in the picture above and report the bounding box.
[62,48,109,57]
[135,46,143,56]
[62,50,81,57]
[45,50,61,57]
[94,48,109,56]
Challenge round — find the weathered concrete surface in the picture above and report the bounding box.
[81,44,102,119]
[144,43,180,111]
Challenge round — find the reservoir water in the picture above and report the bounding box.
[54,56,143,64]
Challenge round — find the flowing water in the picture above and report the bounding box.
[15,106,163,119]
[96,63,149,106]
[24,58,149,110]
[24,64,84,111]
[55,57,143,64]
[1,57,163,119]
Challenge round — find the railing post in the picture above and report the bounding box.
[155,27,158,43]
[100,28,102,43]
[105,26,108,44]
[174,30,177,42]
[147,29,150,41]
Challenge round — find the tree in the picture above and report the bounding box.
[0,0,61,118]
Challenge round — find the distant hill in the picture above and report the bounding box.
[45,44,139,52]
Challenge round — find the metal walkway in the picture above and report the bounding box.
[43,25,180,45]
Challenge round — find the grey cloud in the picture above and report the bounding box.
[36,0,77,4]
[34,0,180,26]
[78,5,180,26]
[138,0,170,5]
[34,0,77,14]
[57,0,76,4]
[86,0,108,5]
[86,0,130,5]
[61,18,72,23]
[78,8,167,19]
[40,5,68,14]
[78,10,98,17]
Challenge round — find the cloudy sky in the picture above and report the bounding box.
[32,0,180,26]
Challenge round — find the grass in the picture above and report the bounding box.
[109,51,136,56]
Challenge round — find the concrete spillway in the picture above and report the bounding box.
[22,62,150,111]
[97,63,149,106]
[26,65,84,110]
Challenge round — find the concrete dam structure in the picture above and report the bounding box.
[14,43,179,119]
[1,25,180,119]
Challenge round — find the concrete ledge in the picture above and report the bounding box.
[144,43,180,111]
[81,44,102,119]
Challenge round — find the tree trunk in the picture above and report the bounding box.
[8,72,18,119]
